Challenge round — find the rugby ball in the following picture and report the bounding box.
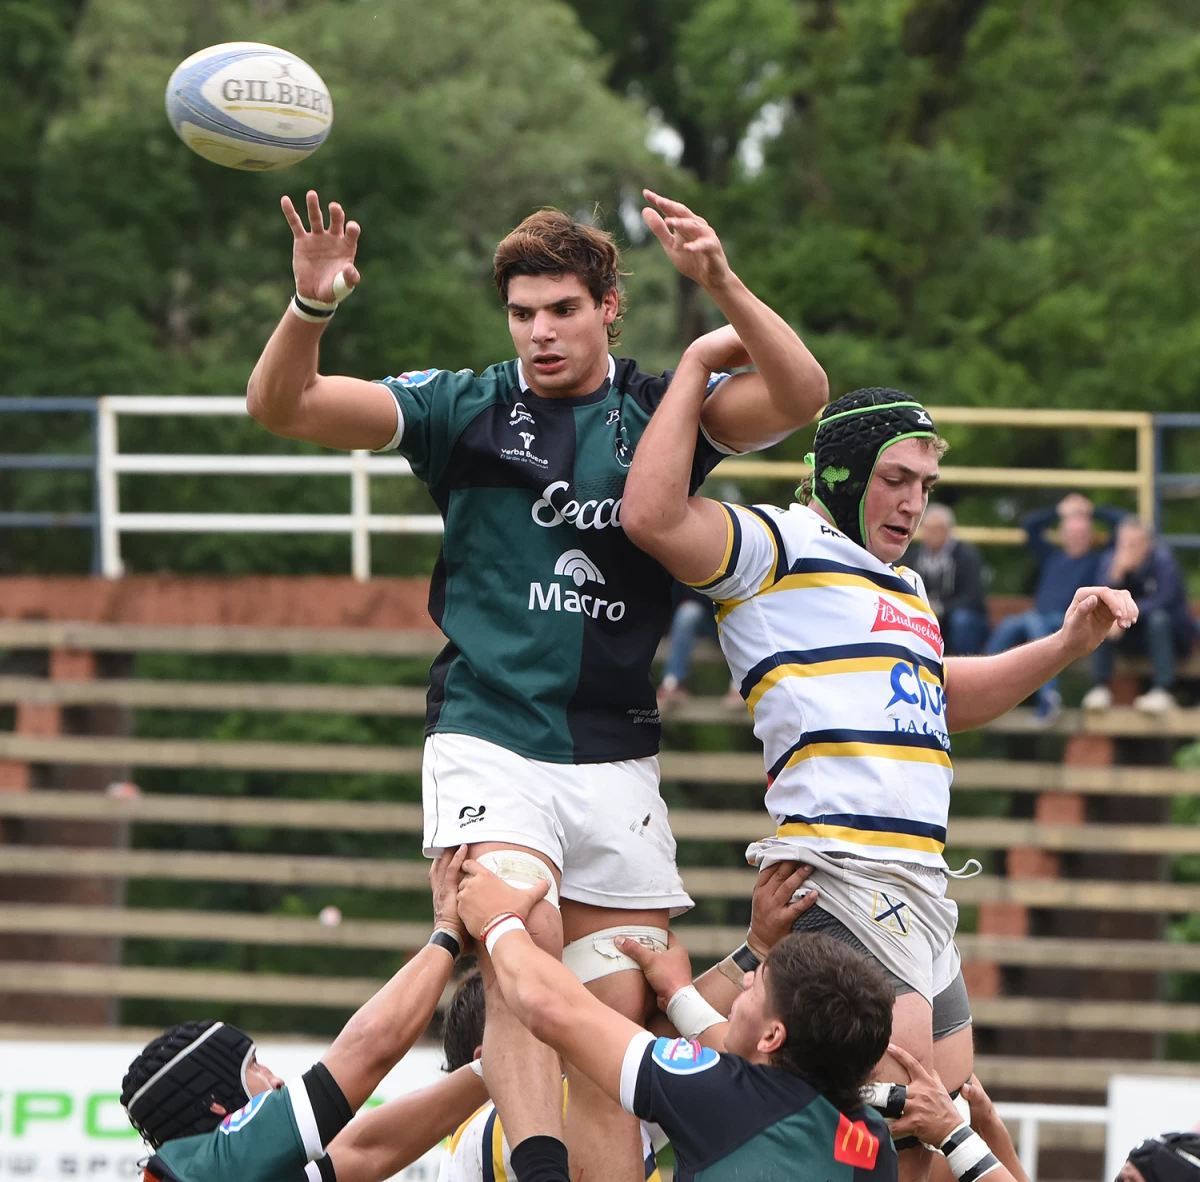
[165,42,333,170]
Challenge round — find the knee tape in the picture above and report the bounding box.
[561,925,668,984]
[475,850,560,910]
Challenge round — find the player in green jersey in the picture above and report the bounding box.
[247,187,828,1181]
[121,849,482,1182]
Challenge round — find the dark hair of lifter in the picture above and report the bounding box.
[442,967,486,1073]
[493,209,627,344]
[764,932,894,1114]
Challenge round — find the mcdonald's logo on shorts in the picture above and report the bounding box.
[833,1112,880,1169]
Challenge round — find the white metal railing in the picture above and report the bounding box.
[96,396,442,581]
[992,1101,1109,1182]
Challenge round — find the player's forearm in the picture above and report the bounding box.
[703,272,827,425]
[944,634,1074,731]
[691,965,741,1017]
[327,1067,487,1182]
[246,310,328,436]
[324,944,455,1109]
[622,354,712,545]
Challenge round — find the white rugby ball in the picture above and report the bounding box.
[165,42,333,171]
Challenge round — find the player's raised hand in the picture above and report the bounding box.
[643,189,732,291]
[616,931,695,1015]
[281,190,361,304]
[748,862,818,958]
[885,1043,963,1148]
[1060,585,1138,658]
[457,860,551,939]
[429,845,469,945]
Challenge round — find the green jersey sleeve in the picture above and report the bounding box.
[374,367,492,486]
[148,1072,338,1182]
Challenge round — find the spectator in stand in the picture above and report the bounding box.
[910,505,990,655]
[985,492,1124,721]
[656,584,741,710]
[1082,518,1195,715]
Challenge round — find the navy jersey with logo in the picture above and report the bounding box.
[378,356,731,764]
[619,1035,897,1182]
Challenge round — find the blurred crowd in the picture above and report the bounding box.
[657,493,1197,720]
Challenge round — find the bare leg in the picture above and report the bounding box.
[926,1026,975,1182]
[561,901,665,1182]
[471,843,565,1152]
[873,991,936,1182]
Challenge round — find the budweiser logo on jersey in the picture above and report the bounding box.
[870,596,944,655]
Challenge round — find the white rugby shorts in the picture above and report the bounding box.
[423,732,693,915]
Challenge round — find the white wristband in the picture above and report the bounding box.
[484,916,526,955]
[467,1058,484,1078]
[664,985,725,1040]
[289,273,356,322]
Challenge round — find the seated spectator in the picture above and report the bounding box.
[1082,519,1195,714]
[910,504,990,654]
[1117,1132,1200,1182]
[985,492,1124,721]
[657,584,740,709]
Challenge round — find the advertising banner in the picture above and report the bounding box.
[0,1040,448,1181]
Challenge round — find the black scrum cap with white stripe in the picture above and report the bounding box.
[121,1020,255,1149]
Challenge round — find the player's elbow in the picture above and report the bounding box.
[246,373,301,438]
[620,494,666,555]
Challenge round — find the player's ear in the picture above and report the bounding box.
[758,1017,787,1057]
[601,288,618,323]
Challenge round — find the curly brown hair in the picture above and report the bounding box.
[493,209,627,344]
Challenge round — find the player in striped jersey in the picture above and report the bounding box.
[621,326,1137,1182]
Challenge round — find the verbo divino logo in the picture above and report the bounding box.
[531,480,621,530]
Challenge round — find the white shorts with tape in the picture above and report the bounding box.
[423,732,693,915]
[746,838,961,1006]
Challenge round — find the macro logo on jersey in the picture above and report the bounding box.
[833,1113,880,1169]
[389,369,441,388]
[650,1037,720,1075]
[218,1090,270,1135]
[531,479,622,531]
[528,550,626,620]
[870,596,944,656]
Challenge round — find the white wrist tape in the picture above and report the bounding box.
[289,272,356,323]
[467,1058,484,1078]
[665,985,725,1040]
[484,915,526,955]
[940,1125,1001,1182]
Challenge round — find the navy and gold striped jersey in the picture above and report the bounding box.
[687,502,952,868]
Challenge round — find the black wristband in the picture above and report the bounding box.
[731,942,761,973]
[429,928,462,961]
[510,1135,570,1182]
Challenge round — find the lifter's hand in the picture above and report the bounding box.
[886,1044,963,1148]
[281,190,361,304]
[642,189,733,291]
[457,860,551,939]
[429,845,469,946]
[616,932,694,1014]
[748,862,818,958]
[1059,585,1138,658]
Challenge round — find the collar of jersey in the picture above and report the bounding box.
[516,354,616,406]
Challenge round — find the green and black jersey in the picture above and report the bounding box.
[378,356,730,764]
[145,1067,350,1182]
[619,1035,898,1182]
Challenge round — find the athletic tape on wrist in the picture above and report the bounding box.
[731,942,761,972]
[940,1125,1001,1182]
[484,915,526,955]
[467,1058,484,1078]
[428,928,462,961]
[289,273,356,323]
[665,985,725,1040]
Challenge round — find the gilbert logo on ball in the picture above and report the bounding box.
[165,42,333,171]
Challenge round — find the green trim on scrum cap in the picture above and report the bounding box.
[815,400,928,434]
[856,430,938,552]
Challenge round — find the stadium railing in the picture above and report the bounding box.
[0,396,1174,575]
